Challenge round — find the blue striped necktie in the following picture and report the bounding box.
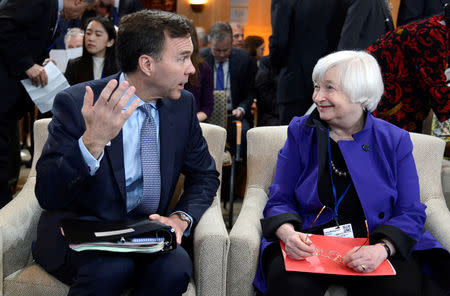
[134,104,160,215]
[216,62,224,90]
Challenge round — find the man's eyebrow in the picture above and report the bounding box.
[179,50,192,56]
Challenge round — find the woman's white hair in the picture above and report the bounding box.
[312,50,384,112]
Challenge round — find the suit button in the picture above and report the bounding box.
[362,144,370,151]
[378,212,385,219]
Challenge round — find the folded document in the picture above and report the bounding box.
[60,219,176,254]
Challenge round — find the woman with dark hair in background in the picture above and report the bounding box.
[185,21,214,122]
[65,16,118,85]
[244,35,264,65]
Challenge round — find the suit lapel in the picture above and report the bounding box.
[105,130,127,202]
[157,99,175,212]
[228,50,237,106]
[206,50,215,70]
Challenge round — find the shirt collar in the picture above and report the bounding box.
[215,58,229,66]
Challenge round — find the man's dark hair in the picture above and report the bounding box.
[208,21,233,43]
[117,10,191,73]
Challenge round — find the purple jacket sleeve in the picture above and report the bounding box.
[198,62,214,117]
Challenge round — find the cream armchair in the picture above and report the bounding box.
[441,159,450,209]
[227,126,450,296]
[0,119,229,296]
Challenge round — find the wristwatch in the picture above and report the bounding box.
[174,212,191,227]
[377,241,391,258]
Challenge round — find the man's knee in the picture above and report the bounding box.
[157,247,192,284]
[136,247,192,295]
[69,256,135,296]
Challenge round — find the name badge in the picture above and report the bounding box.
[323,223,354,238]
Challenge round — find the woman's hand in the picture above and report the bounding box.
[276,223,315,260]
[342,244,387,273]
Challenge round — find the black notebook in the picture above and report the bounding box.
[60,219,177,254]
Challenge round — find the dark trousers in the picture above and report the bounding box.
[263,243,424,296]
[278,101,313,125]
[0,115,17,208]
[51,246,192,296]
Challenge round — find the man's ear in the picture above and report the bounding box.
[137,55,154,77]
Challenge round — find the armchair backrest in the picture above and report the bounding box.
[31,120,226,204]
[206,90,227,129]
[409,132,449,249]
[246,126,287,192]
[29,118,52,178]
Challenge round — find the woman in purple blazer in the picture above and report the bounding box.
[254,51,449,296]
[185,21,214,122]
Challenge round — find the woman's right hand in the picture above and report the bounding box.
[276,224,316,260]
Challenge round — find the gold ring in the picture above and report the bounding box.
[360,264,366,272]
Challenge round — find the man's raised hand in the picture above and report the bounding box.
[81,80,139,159]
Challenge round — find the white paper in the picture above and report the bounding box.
[49,47,82,73]
[20,62,70,113]
[67,47,83,60]
[94,228,135,237]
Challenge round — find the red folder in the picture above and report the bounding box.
[280,234,396,276]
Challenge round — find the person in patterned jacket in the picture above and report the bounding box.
[367,12,449,133]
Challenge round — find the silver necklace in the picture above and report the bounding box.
[331,160,348,178]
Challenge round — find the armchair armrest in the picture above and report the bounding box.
[227,186,267,296]
[193,196,229,296]
[0,177,42,282]
[423,195,450,250]
[441,159,450,209]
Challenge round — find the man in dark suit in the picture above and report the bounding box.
[397,0,445,26]
[270,0,393,125]
[33,10,219,295]
[200,21,256,156]
[100,0,145,25]
[0,0,95,208]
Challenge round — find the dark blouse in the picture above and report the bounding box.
[184,61,214,118]
[65,55,119,86]
[315,139,367,238]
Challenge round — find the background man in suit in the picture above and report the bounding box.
[100,0,144,25]
[33,10,219,295]
[230,22,245,48]
[0,0,96,208]
[65,27,84,49]
[270,0,393,125]
[200,21,256,157]
[397,0,445,26]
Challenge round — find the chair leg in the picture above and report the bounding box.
[228,159,236,229]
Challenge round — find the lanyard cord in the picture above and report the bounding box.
[327,128,352,223]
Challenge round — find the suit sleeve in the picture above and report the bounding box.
[238,56,257,115]
[35,89,92,210]
[198,62,214,117]
[269,0,294,71]
[175,94,220,226]
[338,0,372,50]
[371,132,426,259]
[0,0,46,76]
